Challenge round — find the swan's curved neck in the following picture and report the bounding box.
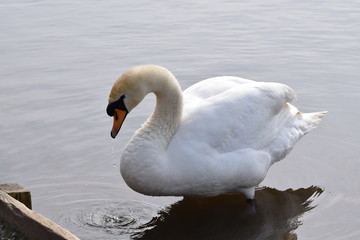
[120,67,184,194]
[135,73,183,149]
[120,66,184,195]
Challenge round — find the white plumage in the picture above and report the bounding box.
[107,65,326,199]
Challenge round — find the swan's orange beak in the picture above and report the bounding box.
[111,109,127,139]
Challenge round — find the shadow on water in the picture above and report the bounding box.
[134,186,323,240]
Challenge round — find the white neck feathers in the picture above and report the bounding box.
[130,65,183,149]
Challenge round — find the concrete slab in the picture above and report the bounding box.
[0,190,79,240]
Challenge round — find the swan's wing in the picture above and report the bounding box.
[166,76,325,192]
[169,77,298,161]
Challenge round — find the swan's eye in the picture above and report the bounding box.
[107,95,128,117]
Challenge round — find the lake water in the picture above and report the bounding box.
[1,0,359,239]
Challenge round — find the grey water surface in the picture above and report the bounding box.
[1,0,359,239]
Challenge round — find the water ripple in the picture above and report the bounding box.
[58,201,159,240]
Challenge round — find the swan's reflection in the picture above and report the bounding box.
[134,186,323,240]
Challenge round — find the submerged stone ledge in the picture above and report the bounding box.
[0,184,79,240]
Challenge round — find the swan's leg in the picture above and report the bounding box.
[242,187,257,211]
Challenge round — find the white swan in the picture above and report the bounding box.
[106,65,326,199]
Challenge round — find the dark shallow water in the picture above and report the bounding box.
[1,0,360,239]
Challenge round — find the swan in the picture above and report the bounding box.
[106,65,326,200]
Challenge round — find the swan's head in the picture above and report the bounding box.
[106,66,148,138]
[106,65,174,138]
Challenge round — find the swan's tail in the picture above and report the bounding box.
[266,110,327,164]
[299,111,327,134]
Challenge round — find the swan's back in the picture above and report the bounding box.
[168,76,323,164]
